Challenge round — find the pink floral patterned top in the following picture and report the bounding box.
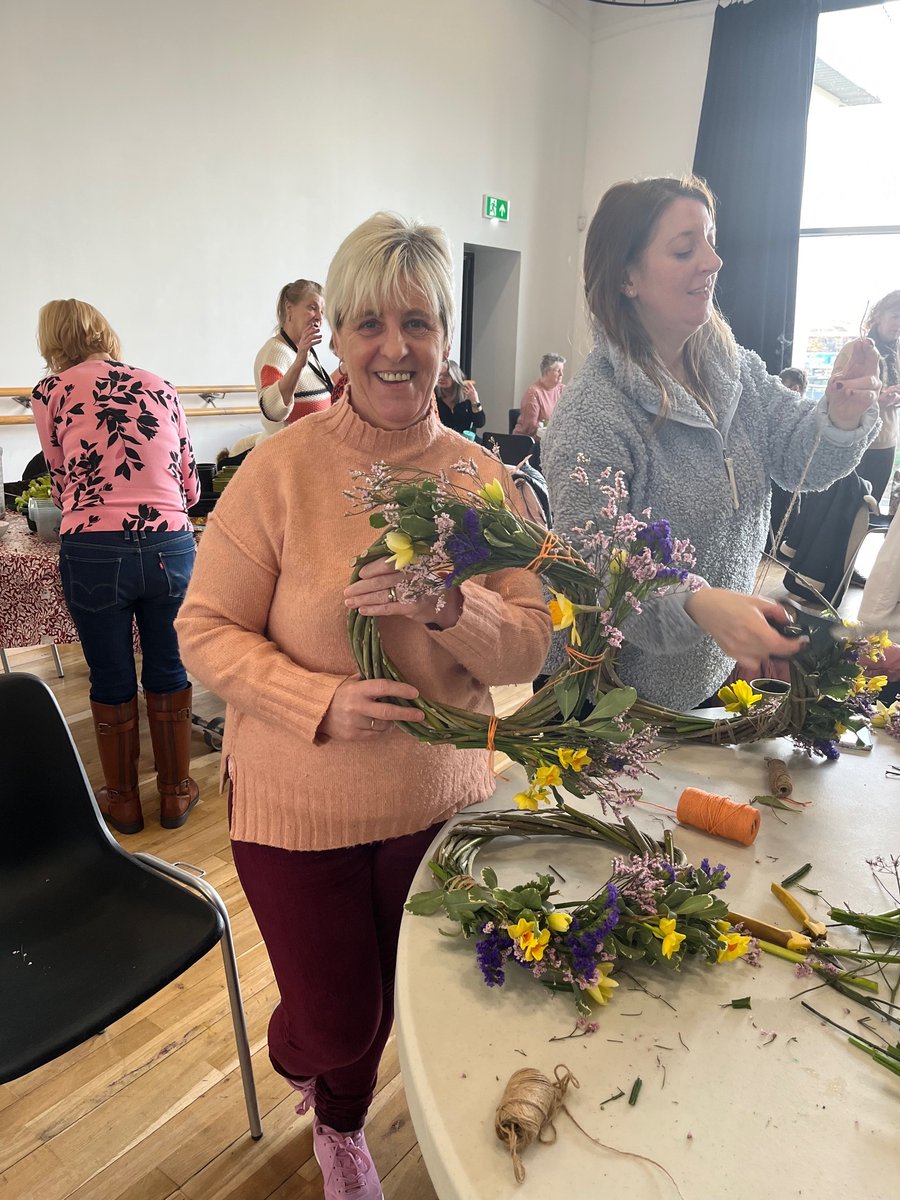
[32,360,200,536]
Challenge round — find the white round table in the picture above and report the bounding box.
[397,732,899,1200]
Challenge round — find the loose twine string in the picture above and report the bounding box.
[495,1064,685,1197]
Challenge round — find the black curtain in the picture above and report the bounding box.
[693,0,819,373]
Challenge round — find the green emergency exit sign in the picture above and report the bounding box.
[483,194,509,221]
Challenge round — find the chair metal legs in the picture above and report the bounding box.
[135,852,263,1140]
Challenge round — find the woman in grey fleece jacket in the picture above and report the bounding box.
[543,176,883,711]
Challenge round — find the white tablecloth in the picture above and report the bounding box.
[397,733,899,1200]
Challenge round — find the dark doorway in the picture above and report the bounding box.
[460,250,475,377]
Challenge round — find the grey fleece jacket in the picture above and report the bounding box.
[542,331,879,710]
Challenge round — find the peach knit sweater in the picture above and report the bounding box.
[176,398,551,852]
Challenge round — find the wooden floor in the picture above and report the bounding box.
[0,643,443,1200]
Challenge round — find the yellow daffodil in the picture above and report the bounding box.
[582,963,619,1006]
[867,675,888,695]
[557,747,592,772]
[384,530,417,569]
[871,699,900,728]
[477,479,506,507]
[851,675,868,697]
[512,785,552,811]
[717,930,752,963]
[866,630,892,658]
[547,911,573,933]
[717,679,763,714]
[512,790,539,811]
[506,918,536,943]
[652,916,686,959]
[608,548,628,575]
[547,591,582,646]
[523,927,551,962]
[533,764,562,789]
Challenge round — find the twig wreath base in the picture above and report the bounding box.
[405,805,751,1014]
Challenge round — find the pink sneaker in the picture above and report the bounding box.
[313,1120,383,1199]
[288,1075,316,1116]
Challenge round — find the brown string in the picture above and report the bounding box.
[564,644,608,675]
[494,1064,685,1197]
[494,1065,578,1183]
[486,715,499,774]
[766,757,794,797]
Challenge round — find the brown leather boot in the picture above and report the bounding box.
[145,686,200,828]
[90,697,143,834]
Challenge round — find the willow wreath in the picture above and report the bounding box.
[403,805,752,1013]
[345,459,697,815]
[346,457,887,786]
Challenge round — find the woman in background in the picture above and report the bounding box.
[543,176,882,710]
[434,358,484,435]
[513,352,566,436]
[837,290,900,509]
[254,279,333,436]
[32,299,200,834]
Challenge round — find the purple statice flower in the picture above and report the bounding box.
[699,858,731,887]
[744,937,762,968]
[887,711,900,742]
[813,738,841,760]
[794,959,814,979]
[635,518,673,564]
[445,508,490,585]
[475,922,509,987]
[611,852,669,913]
[653,566,690,583]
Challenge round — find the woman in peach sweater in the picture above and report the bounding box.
[176,212,551,1200]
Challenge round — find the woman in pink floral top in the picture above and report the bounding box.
[32,299,201,835]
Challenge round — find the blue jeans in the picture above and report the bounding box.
[59,529,196,705]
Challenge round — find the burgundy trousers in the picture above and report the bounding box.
[231,820,443,1132]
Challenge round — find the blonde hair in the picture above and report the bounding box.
[437,359,468,405]
[275,279,323,329]
[325,212,454,339]
[583,175,735,421]
[37,299,122,374]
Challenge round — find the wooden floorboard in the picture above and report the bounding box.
[0,642,474,1200]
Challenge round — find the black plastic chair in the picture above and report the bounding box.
[507,408,521,434]
[482,431,536,466]
[0,672,262,1139]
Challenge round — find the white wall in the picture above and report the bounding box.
[0,0,594,478]
[570,0,717,367]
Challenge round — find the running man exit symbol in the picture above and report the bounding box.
[483,194,510,222]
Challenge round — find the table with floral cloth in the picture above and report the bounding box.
[0,514,79,651]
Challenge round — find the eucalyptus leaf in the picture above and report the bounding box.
[405,889,447,916]
[399,514,436,538]
[676,894,715,915]
[481,866,498,889]
[368,512,388,528]
[554,676,581,721]
[585,687,638,721]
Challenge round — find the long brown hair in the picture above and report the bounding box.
[583,175,735,420]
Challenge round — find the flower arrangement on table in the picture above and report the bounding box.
[702,628,888,760]
[345,459,696,816]
[405,806,751,1013]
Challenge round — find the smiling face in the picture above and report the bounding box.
[624,196,723,356]
[334,290,448,431]
[284,291,324,342]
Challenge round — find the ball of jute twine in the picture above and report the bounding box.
[494,1064,686,1197]
[494,1065,578,1183]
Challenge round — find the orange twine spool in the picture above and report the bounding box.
[676,787,760,846]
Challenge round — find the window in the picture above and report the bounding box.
[792,2,900,401]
